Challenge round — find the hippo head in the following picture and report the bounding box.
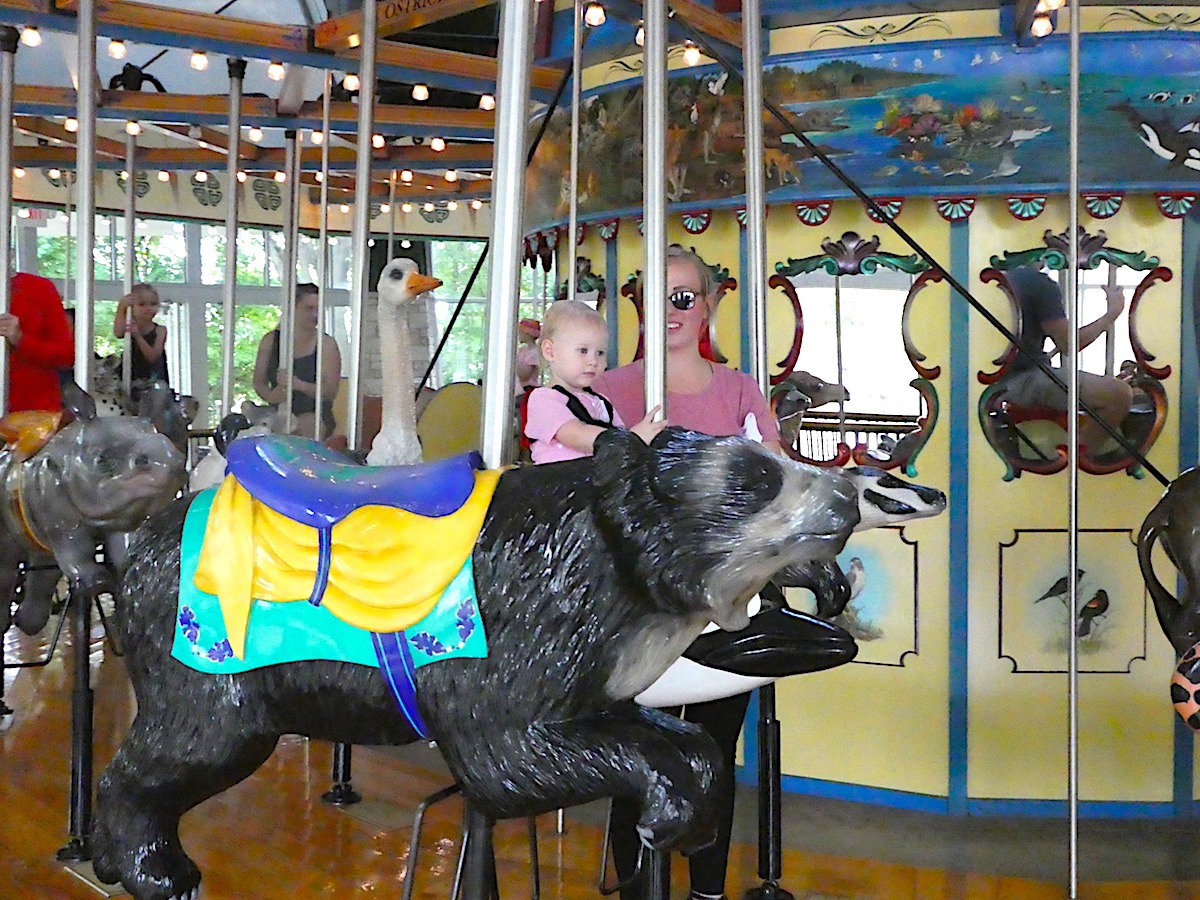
[56,416,187,532]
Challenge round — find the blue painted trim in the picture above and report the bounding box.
[770,775,951,814]
[606,236,620,362]
[947,217,971,815]
[967,798,1177,819]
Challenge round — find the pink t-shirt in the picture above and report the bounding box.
[525,386,626,464]
[514,345,541,396]
[592,359,780,442]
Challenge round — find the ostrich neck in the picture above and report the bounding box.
[378,305,417,429]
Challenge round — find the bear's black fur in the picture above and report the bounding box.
[92,428,860,900]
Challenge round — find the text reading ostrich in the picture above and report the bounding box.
[367,258,442,466]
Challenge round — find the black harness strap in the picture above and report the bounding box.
[551,385,616,429]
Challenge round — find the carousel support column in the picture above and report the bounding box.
[457,804,499,900]
[737,1,790,897]
[120,132,136,396]
[345,0,377,452]
[313,70,332,442]
[219,59,246,418]
[565,0,582,302]
[57,0,97,864]
[642,1,669,894]
[280,130,300,433]
[0,25,15,724]
[481,0,536,469]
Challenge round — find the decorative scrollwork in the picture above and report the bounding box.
[1099,8,1200,30]
[809,14,951,46]
[990,227,1161,273]
[776,231,927,278]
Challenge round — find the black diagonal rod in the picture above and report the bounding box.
[416,43,581,399]
[679,18,1169,487]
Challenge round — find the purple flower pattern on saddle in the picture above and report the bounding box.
[178,606,235,664]
[179,607,200,643]
[410,599,478,660]
[206,640,233,663]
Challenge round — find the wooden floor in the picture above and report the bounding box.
[3,617,1200,900]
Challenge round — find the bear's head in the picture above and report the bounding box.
[592,427,860,633]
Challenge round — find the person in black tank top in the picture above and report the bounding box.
[113,283,169,394]
[252,283,343,440]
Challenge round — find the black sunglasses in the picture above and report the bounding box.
[669,289,699,311]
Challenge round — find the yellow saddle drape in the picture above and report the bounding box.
[195,470,500,660]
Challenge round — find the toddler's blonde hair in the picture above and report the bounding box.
[539,299,608,347]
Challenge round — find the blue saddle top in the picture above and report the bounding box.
[225,435,484,529]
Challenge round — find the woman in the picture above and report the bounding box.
[252,283,342,440]
[593,245,781,900]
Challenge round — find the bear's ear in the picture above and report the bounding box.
[593,427,651,488]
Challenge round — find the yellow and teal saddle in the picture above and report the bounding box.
[173,435,500,737]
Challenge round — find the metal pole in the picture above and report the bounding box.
[1067,2,1081,896]
[74,0,97,393]
[280,129,299,433]
[642,0,668,416]
[315,71,332,441]
[566,0,582,302]
[220,58,246,418]
[0,26,16,416]
[386,169,396,260]
[480,0,536,469]
[346,0,378,450]
[121,132,136,397]
[742,0,768,396]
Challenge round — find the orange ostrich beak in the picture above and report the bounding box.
[406,273,443,296]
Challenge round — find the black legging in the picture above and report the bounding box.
[609,691,751,900]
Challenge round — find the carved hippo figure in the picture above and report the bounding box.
[92,428,905,900]
[0,388,187,636]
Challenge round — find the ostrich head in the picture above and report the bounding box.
[377,257,443,312]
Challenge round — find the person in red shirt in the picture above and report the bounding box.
[0,273,74,412]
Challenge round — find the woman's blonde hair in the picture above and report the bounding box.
[539,298,608,346]
[638,244,715,299]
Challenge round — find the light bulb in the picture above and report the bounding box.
[400,169,414,183]
[13,167,25,178]
[380,203,390,213]
[119,170,128,180]
[267,61,286,81]
[423,202,434,212]
[401,202,412,213]
[401,239,412,249]
[444,169,458,182]
[430,137,446,152]
[636,24,645,47]
[48,168,61,179]
[194,170,208,183]
[274,171,286,182]
[108,39,127,60]
[1030,14,1053,37]
[247,126,264,142]
[64,117,78,133]
[347,33,361,49]
[190,50,208,71]
[315,171,324,182]
[16,208,29,218]
[372,133,386,149]
[125,120,141,136]
[236,171,247,183]
[470,199,482,210]
[311,130,323,145]
[584,2,606,27]
[447,200,458,211]
[20,27,41,48]
[343,73,360,92]
[340,204,350,213]
[157,170,171,182]
[479,94,495,111]
[683,42,701,66]
[411,83,429,102]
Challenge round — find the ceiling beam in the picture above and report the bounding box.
[367,40,564,94]
[145,122,262,161]
[315,0,494,53]
[660,0,742,49]
[15,114,126,156]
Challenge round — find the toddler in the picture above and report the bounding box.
[113,283,169,388]
[524,300,662,463]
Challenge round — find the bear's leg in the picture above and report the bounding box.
[92,712,278,900]
[440,705,721,854]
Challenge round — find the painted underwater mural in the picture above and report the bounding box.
[526,33,1200,230]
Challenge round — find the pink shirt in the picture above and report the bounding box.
[514,345,541,396]
[592,359,780,442]
[525,385,626,464]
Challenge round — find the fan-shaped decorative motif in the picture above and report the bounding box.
[795,201,832,226]
[935,197,976,222]
[735,207,748,229]
[596,219,619,242]
[681,210,711,234]
[865,198,903,222]
[576,223,585,246]
[1083,193,1123,219]
[1006,196,1046,220]
[1157,192,1196,219]
[635,216,644,235]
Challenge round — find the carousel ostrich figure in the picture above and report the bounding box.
[366,258,443,467]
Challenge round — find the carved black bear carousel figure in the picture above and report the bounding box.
[90,426,944,900]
